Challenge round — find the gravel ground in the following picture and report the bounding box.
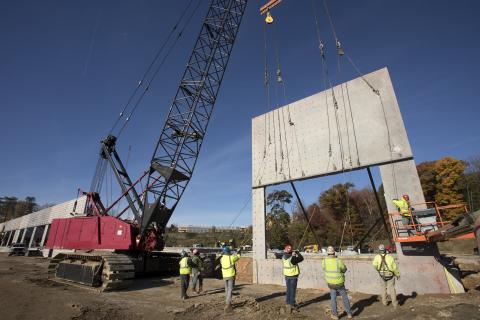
[0,254,479,320]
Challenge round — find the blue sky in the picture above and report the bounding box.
[1,1,479,226]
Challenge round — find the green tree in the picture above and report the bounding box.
[266,190,292,249]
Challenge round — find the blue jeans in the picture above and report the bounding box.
[285,276,298,306]
[330,286,352,316]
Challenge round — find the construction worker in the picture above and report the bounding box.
[372,244,400,308]
[191,249,204,294]
[393,194,414,227]
[179,250,197,300]
[282,244,304,314]
[322,246,353,320]
[220,246,241,313]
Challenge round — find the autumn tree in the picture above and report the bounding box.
[417,161,437,202]
[434,157,465,204]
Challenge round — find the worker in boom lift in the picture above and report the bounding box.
[191,249,204,294]
[220,246,241,313]
[179,250,197,300]
[393,194,415,228]
[373,244,400,308]
[282,244,304,314]
[322,246,353,320]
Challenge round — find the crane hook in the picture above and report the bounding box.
[265,11,274,24]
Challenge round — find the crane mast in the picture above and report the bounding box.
[95,0,248,240]
[142,0,248,235]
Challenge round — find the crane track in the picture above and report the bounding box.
[48,251,135,291]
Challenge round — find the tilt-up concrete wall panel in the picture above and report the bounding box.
[252,67,413,188]
[251,67,463,294]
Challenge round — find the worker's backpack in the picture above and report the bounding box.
[378,254,394,281]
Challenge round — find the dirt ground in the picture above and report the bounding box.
[0,254,479,320]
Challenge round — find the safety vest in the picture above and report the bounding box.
[373,254,399,280]
[393,199,411,216]
[322,257,345,285]
[283,256,300,277]
[179,257,191,275]
[221,254,239,278]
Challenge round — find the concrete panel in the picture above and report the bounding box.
[253,255,455,295]
[252,188,266,260]
[252,68,412,188]
[380,160,427,213]
[251,68,461,294]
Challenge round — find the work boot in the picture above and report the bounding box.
[224,303,233,313]
[330,315,339,320]
[347,314,353,319]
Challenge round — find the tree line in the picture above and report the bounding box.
[0,197,55,223]
[266,156,480,250]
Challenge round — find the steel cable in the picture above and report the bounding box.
[116,0,203,138]
[108,0,196,135]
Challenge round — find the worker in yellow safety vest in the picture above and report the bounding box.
[179,250,197,300]
[321,246,353,320]
[220,246,241,313]
[282,244,303,314]
[393,194,414,227]
[372,244,400,308]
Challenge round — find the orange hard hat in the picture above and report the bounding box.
[284,244,292,253]
[402,194,409,201]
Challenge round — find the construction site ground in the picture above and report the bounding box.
[0,254,479,320]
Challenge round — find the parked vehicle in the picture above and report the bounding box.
[8,243,26,256]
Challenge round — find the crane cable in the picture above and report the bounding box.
[311,0,343,172]
[109,0,201,138]
[313,0,361,246]
[108,0,195,135]
[322,0,399,198]
[267,13,305,178]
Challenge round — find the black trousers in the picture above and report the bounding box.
[180,274,190,298]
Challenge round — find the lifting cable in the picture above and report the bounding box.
[272,24,285,178]
[108,0,200,138]
[311,0,345,172]
[313,0,360,246]
[322,0,357,244]
[321,0,399,199]
[264,21,279,176]
[268,17,305,178]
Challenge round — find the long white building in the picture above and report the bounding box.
[0,196,87,249]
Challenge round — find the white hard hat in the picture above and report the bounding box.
[327,246,335,255]
[378,244,386,253]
